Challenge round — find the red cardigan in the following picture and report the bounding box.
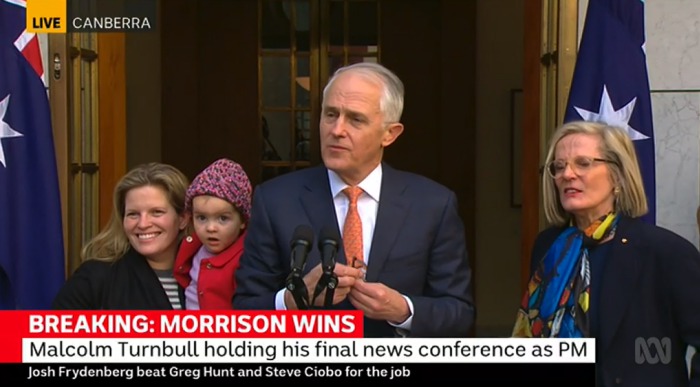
[174,230,246,310]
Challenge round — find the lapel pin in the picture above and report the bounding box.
[621,238,628,244]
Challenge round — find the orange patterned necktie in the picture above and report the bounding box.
[342,186,364,269]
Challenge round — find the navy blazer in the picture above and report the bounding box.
[531,216,700,386]
[233,163,475,337]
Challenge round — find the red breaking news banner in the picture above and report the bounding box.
[0,310,364,363]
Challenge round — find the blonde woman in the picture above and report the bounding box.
[514,121,700,386]
[53,163,190,310]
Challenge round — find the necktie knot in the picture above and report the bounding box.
[343,186,363,205]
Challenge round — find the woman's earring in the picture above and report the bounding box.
[614,187,620,194]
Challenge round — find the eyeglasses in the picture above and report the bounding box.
[545,156,617,178]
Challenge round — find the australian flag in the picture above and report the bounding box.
[0,0,65,309]
[564,0,656,224]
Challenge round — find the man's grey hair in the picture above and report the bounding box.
[322,62,405,123]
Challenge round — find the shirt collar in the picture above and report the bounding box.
[328,164,382,202]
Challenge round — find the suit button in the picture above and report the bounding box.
[614,377,622,384]
[206,263,213,269]
[178,266,184,272]
[199,291,204,297]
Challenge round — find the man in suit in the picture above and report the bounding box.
[233,62,475,337]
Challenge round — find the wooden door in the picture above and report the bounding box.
[380,0,477,278]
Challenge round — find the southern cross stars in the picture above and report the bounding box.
[574,85,650,141]
[0,94,24,167]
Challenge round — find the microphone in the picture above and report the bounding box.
[286,225,314,310]
[318,226,340,272]
[312,226,340,307]
[290,225,314,273]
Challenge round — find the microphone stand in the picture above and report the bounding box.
[312,249,338,308]
[313,268,338,308]
[286,269,309,310]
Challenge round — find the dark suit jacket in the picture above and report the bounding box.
[233,163,475,337]
[531,216,700,386]
[53,248,184,310]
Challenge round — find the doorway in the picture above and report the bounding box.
[156,0,480,330]
[159,0,477,269]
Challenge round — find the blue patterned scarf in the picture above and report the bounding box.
[513,213,619,338]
